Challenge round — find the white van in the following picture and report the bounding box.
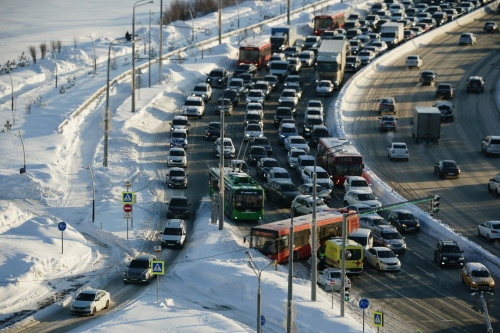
[161,219,187,248]
[348,228,373,251]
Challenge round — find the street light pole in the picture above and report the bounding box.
[185,8,195,43]
[84,164,96,223]
[87,34,97,72]
[235,0,240,27]
[218,0,222,44]
[219,93,226,231]
[340,213,347,317]
[7,67,14,114]
[159,0,163,85]
[15,131,26,171]
[287,0,290,24]
[286,207,296,333]
[311,165,318,301]
[149,10,154,88]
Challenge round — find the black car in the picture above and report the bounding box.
[434,240,465,267]
[256,158,280,179]
[283,46,302,57]
[240,73,255,89]
[434,101,455,122]
[346,56,362,72]
[435,83,455,99]
[434,160,460,178]
[311,125,330,144]
[123,254,157,284]
[419,70,438,86]
[466,76,485,93]
[233,64,257,77]
[483,22,498,34]
[274,107,293,127]
[221,89,239,106]
[263,75,279,91]
[247,146,268,165]
[388,210,421,233]
[205,122,221,140]
[303,36,322,49]
[167,196,191,219]
[166,168,188,188]
[206,67,228,88]
[249,136,272,156]
[264,180,300,206]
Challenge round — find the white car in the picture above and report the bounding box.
[246,102,264,114]
[317,268,352,291]
[477,221,500,241]
[343,189,382,210]
[284,136,310,154]
[244,123,264,141]
[287,148,307,168]
[279,89,299,106]
[305,108,324,120]
[287,57,302,73]
[365,247,401,271]
[405,55,422,69]
[344,176,372,193]
[167,148,187,167]
[306,100,324,115]
[488,173,500,197]
[214,137,236,157]
[360,213,392,233]
[267,167,292,183]
[358,50,376,65]
[389,3,405,13]
[388,142,409,161]
[190,82,212,102]
[300,166,333,189]
[246,89,266,105]
[297,183,332,203]
[316,80,334,97]
[70,289,110,316]
[371,41,388,55]
[291,195,331,216]
[182,96,205,118]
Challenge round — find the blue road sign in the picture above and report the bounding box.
[58,222,67,231]
[151,261,164,274]
[359,298,369,309]
[122,191,135,204]
[373,312,383,327]
[261,315,266,326]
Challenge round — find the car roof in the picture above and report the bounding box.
[168,167,185,172]
[185,95,203,101]
[209,121,221,125]
[172,128,187,133]
[194,82,209,87]
[469,76,483,80]
[173,115,188,120]
[282,123,297,128]
[170,147,185,151]
[467,262,488,271]
[393,209,412,213]
[80,289,100,294]
[261,157,278,162]
[299,155,315,160]
[487,221,500,225]
[288,135,305,140]
[273,180,295,185]
[247,110,262,115]
[346,176,366,181]
[362,212,384,219]
[346,188,372,194]
[434,101,452,106]
[251,145,266,150]
[304,166,327,172]
[372,247,392,251]
[270,167,288,172]
[441,159,457,163]
[133,254,155,261]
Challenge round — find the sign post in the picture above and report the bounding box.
[122,203,133,239]
[359,299,370,332]
[330,281,336,309]
[124,181,133,227]
[58,222,67,254]
[373,311,383,333]
[151,260,164,303]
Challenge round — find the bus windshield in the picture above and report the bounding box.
[235,191,263,211]
[333,163,363,176]
[240,49,259,62]
[251,234,278,255]
[314,18,333,29]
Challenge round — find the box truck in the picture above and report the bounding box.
[413,106,441,144]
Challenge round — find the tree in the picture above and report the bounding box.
[39,42,47,59]
[73,36,79,49]
[50,40,57,54]
[28,45,37,64]
[56,40,62,53]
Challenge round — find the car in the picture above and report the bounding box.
[415,22,431,32]
[291,194,331,215]
[391,12,407,21]
[297,183,332,203]
[228,78,249,96]
[305,108,324,121]
[466,76,485,93]
[263,75,279,91]
[371,41,389,54]
[388,209,420,233]
[166,196,191,219]
[287,57,302,74]
[311,125,330,145]
[221,89,239,106]
[246,102,264,114]
[370,2,388,13]
[321,30,339,40]
[278,123,299,145]
[373,228,406,253]
[439,3,451,10]
[264,180,300,205]
[420,17,437,28]
[349,39,364,54]
[233,63,257,77]
[478,221,500,241]
[298,50,315,67]
[409,26,424,35]
[435,83,455,99]
[303,115,325,138]
[434,240,464,267]
[279,89,299,106]
[284,75,303,88]
[469,0,481,8]
[376,12,391,22]
[388,142,409,161]
[366,14,381,26]
[287,84,303,100]
[284,135,310,154]
[301,166,334,189]
[378,115,398,132]
[190,82,212,102]
[214,137,236,157]
[433,101,455,121]
[389,3,405,13]
[239,73,255,89]
[405,55,422,69]
[458,32,476,45]
[315,80,334,97]
[303,35,322,49]
[345,28,363,40]
[360,26,373,35]
[416,12,432,22]
[257,158,280,179]
[182,96,205,118]
[343,189,382,209]
[229,159,250,173]
[283,46,302,58]
[364,45,380,56]
[274,107,293,127]
[365,247,401,271]
[267,53,287,69]
[244,123,264,141]
[462,262,495,292]
[167,148,187,167]
[347,12,363,20]
[215,98,233,115]
[345,204,374,214]
[249,136,272,156]
[170,115,190,134]
[481,136,500,155]
[317,268,352,291]
[170,129,189,149]
[206,67,228,88]
[344,176,371,193]
[358,50,376,65]
[295,154,315,175]
[246,89,266,105]
[432,12,448,25]
[487,174,500,197]
[483,22,498,34]
[166,167,188,188]
[427,5,442,14]
[419,70,438,86]
[402,0,415,10]
[247,145,269,166]
[70,289,111,315]
[123,254,158,284]
[403,29,417,41]
[253,81,272,99]
[267,167,292,184]
[359,213,391,232]
[444,8,459,20]
[459,2,475,13]
[346,56,362,72]
[368,32,381,43]
[305,100,324,116]
[415,3,429,11]
[287,148,306,168]
[161,219,187,248]
[434,160,460,178]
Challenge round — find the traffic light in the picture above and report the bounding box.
[344,291,350,302]
[433,195,440,213]
[484,292,494,311]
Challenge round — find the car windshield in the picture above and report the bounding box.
[377,250,396,258]
[163,227,182,235]
[349,40,360,46]
[309,101,322,108]
[443,162,457,168]
[253,138,269,145]
[172,132,186,139]
[264,76,277,84]
[373,217,389,226]
[172,119,188,125]
[286,77,300,83]
[291,138,306,144]
[300,159,315,167]
[246,114,261,120]
[291,151,306,157]
[251,148,266,154]
[248,91,262,97]
[184,100,202,106]
[223,141,233,147]
[442,245,461,253]
[247,125,261,131]
[280,101,295,108]
[230,80,243,87]
[209,123,221,129]
[313,129,329,137]
[351,180,368,187]
[271,63,288,70]
[307,118,323,125]
[263,160,280,168]
[281,184,297,191]
[274,172,289,179]
[318,81,331,87]
[75,293,96,301]
[397,213,415,220]
[307,110,321,116]
[254,84,268,91]
[281,127,296,133]
[209,70,223,77]
[282,91,296,98]
[170,150,185,156]
[170,170,185,177]
[170,198,188,206]
[471,269,491,278]
[193,86,207,92]
[129,259,150,268]
[316,172,329,179]
[359,193,375,200]
[383,232,402,240]
[421,71,434,76]
[359,51,371,57]
[328,271,341,278]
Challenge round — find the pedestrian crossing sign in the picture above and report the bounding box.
[122,191,135,204]
[373,311,383,327]
[151,261,164,275]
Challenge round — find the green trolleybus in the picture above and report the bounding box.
[208,167,264,220]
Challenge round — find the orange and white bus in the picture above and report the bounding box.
[313,12,346,36]
[238,38,272,69]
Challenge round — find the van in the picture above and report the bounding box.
[161,219,187,248]
[348,228,373,251]
[298,51,315,67]
[322,237,364,275]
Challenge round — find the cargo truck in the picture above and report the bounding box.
[380,22,404,48]
[412,106,441,144]
[270,25,298,53]
[315,39,348,89]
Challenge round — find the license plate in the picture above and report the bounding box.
[448,173,455,175]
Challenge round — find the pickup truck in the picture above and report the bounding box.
[405,55,422,69]
[262,180,300,206]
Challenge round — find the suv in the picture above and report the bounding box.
[161,219,187,248]
[466,76,485,93]
[206,67,228,88]
[388,209,420,233]
[300,166,333,189]
[435,83,455,99]
[123,254,157,284]
[291,195,330,215]
[433,101,455,122]
[205,122,221,140]
[481,136,500,155]
[249,136,272,156]
[297,183,332,203]
[166,196,191,219]
[166,167,188,188]
[190,82,212,102]
[274,107,293,127]
[343,189,382,209]
[182,96,205,118]
[264,180,300,206]
[311,125,330,145]
[170,115,190,134]
[462,262,495,292]
[434,240,464,267]
[346,56,362,72]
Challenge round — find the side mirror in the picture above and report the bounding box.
[165,201,169,205]
[186,175,189,177]
[169,122,173,125]
[188,124,191,126]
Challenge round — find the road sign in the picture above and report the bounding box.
[373,311,383,327]
[124,180,132,187]
[58,222,67,231]
[151,261,164,274]
[154,246,162,253]
[416,329,423,333]
[123,212,133,219]
[122,192,135,204]
[330,280,336,285]
[123,204,133,212]
[261,315,266,326]
[359,298,370,309]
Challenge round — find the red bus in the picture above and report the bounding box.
[238,38,272,69]
[248,210,359,263]
[313,12,346,36]
[316,137,365,186]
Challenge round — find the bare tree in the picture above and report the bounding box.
[28,45,37,64]
[73,36,79,49]
[39,42,47,59]
[50,40,57,53]
[56,40,62,53]
[24,96,34,113]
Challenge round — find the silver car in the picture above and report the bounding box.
[244,123,264,141]
[190,82,212,102]
[459,32,476,46]
[167,148,187,167]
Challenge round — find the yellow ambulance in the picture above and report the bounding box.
[322,237,364,275]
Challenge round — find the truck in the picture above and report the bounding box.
[322,237,364,275]
[270,25,298,53]
[315,39,348,90]
[380,22,404,49]
[412,106,441,144]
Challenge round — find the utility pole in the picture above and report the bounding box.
[311,172,317,301]
[219,104,225,230]
[218,0,222,44]
[286,208,295,333]
[340,213,347,317]
[159,0,163,84]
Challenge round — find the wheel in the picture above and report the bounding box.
[343,201,349,207]
[497,190,500,198]
[487,234,492,242]
[405,158,409,162]
[478,228,481,236]
[488,184,492,193]
[376,263,381,271]
[91,307,96,316]
[104,300,109,309]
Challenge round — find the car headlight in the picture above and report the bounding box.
[442,256,448,260]
[85,306,91,309]
[280,135,285,138]
[207,78,211,81]
[401,224,407,228]
[169,159,175,162]
[416,223,420,227]
[202,94,207,98]
[246,99,251,103]
[471,281,478,286]
[217,78,222,82]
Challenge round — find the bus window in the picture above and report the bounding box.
[279,235,289,254]
[252,235,278,255]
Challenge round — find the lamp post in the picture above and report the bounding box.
[185,8,195,43]
[246,251,277,333]
[49,50,58,88]
[218,91,229,231]
[15,131,26,173]
[159,0,163,85]
[235,0,240,27]
[83,164,96,224]
[87,34,97,72]
[7,67,14,114]
[149,10,155,87]
[132,0,154,113]
[218,0,222,44]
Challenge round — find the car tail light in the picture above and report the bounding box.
[391,122,396,126]
[380,123,384,126]
[492,230,498,233]
[391,150,395,153]
[406,150,409,153]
